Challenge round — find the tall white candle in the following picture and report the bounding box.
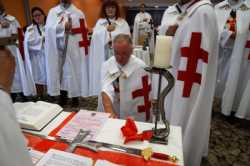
[153,36,172,68]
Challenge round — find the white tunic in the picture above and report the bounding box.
[88,18,130,96]
[0,14,36,96]
[217,1,250,120]
[214,0,247,98]
[166,1,219,165]
[99,55,152,122]
[133,12,154,54]
[45,4,89,97]
[24,24,46,86]
[0,90,33,166]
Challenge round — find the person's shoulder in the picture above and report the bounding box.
[49,5,59,13]
[131,55,147,68]
[191,0,214,17]
[214,0,228,9]
[72,5,85,16]
[103,56,116,67]
[26,24,35,33]
[5,14,16,22]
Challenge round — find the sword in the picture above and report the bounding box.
[88,140,178,162]
[24,130,178,162]
[60,15,72,83]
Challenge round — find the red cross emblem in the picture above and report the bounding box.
[132,75,151,121]
[246,40,250,60]
[177,32,208,97]
[71,19,90,55]
[17,28,25,60]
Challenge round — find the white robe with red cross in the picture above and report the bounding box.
[218,0,250,119]
[0,14,36,96]
[88,18,130,96]
[99,55,152,122]
[165,1,219,166]
[45,4,89,97]
[214,0,248,99]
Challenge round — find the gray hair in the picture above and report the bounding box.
[113,34,133,45]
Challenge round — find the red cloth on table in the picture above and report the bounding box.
[25,134,177,166]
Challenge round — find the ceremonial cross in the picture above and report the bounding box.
[17,28,25,60]
[132,75,151,121]
[71,19,90,55]
[177,32,208,97]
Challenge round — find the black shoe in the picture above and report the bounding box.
[71,97,80,108]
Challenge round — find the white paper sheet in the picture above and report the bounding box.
[57,110,110,141]
[29,149,45,164]
[95,160,123,166]
[36,149,93,166]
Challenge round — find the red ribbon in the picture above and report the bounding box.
[121,117,153,144]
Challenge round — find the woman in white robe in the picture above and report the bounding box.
[88,0,130,96]
[25,7,47,99]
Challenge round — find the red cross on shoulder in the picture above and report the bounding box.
[246,40,250,60]
[17,28,25,60]
[132,75,152,121]
[71,18,90,55]
[177,32,208,98]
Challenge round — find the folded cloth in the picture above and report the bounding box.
[121,117,153,144]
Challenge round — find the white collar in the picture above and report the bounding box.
[186,0,212,17]
[55,4,75,15]
[108,55,140,78]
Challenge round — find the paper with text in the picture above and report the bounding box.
[36,149,93,166]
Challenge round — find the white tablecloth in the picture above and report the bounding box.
[23,111,184,165]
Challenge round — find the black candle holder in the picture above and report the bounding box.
[145,66,175,145]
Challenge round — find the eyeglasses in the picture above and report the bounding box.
[32,14,43,18]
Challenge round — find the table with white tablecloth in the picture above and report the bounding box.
[24,110,184,166]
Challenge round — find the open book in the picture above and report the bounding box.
[14,101,63,131]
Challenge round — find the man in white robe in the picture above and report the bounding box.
[164,0,219,165]
[100,34,152,122]
[133,3,154,54]
[88,0,130,96]
[216,0,250,120]
[45,0,89,107]
[215,0,247,99]
[0,1,36,101]
[0,48,33,166]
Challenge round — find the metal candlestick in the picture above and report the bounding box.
[145,66,175,145]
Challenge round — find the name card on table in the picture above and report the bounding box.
[153,36,172,68]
